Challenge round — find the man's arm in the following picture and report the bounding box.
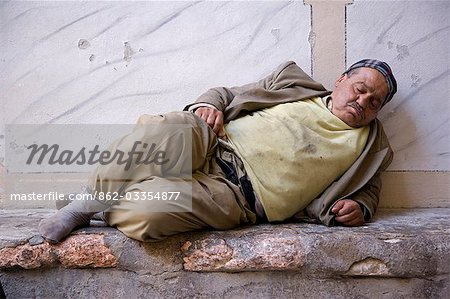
[184,61,325,112]
[184,62,286,135]
[332,146,393,226]
[184,64,279,112]
[185,61,326,134]
[331,174,382,226]
[303,120,393,227]
[184,63,281,135]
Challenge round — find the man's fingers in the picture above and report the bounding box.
[217,128,225,137]
[194,107,225,136]
[206,112,217,127]
[213,113,224,135]
[334,204,364,226]
[347,217,364,226]
[338,215,364,226]
[194,108,208,121]
[333,200,364,226]
[335,210,358,223]
[336,204,354,216]
[331,200,345,213]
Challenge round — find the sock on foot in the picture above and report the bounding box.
[39,199,110,243]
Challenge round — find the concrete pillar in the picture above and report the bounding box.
[304,0,353,89]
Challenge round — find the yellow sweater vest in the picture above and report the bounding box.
[224,97,369,221]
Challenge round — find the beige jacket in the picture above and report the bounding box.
[185,61,393,225]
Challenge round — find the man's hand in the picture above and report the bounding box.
[195,107,225,137]
[331,199,364,226]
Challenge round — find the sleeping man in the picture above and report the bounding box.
[39,59,397,243]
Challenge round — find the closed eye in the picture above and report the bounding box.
[356,87,367,94]
[370,99,381,110]
[355,86,363,93]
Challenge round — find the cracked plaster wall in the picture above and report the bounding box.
[0,1,311,158]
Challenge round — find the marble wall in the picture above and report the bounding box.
[1,0,449,175]
[0,1,311,159]
[347,0,449,171]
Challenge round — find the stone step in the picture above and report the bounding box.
[0,208,449,298]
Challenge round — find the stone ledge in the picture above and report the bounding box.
[0,234,117,269]
[0,208,449,279]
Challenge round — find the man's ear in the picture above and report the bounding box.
[335,73,348,86]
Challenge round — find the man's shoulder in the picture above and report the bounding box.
[270,61,327,92]
[274,61,304,74]
[277,60,298,69]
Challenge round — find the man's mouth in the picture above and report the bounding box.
[348,102,364,120]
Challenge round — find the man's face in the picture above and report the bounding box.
[330,67,389,128]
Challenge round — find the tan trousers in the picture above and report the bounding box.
[88,111,255,242]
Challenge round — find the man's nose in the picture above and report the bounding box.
[356,95,370,109]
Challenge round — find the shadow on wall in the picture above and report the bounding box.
[379,91,420,170]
